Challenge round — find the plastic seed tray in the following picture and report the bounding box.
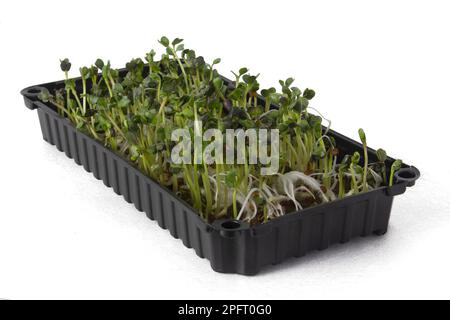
[21,73,419,275]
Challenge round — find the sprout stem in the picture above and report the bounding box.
[232,189,238,219]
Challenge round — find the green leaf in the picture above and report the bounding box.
[95,58,104,69]
[358,128,366,144]
[90,66,99,76]
[391,159,403,172]
[279,96,289,106]
[80,66,90,78]
[145,50,156,63]
[185,49,196,60]
[285,77,294,87]
[293,97,309,112]
[213,77,224,90]
[181,107,194,118]
[195,56,206,67]
[60,58,71,72]
[118,96,131,108]
[225,170,238,188]
[376,148,387,162]
[172,38,184,46]
[278,123,289,133]
[96,97,108,110]
[351,152,361,164]
[37,88,50,102]
[303,88,315,100]
[239,67,248,76]
[291,87,302,97]
[213,58,221,65]
[176,44,185,52]
[299,119,310,132]
[262,87,277,99]
[264,110,280,121]
[113,83,124,94]
[228,84,246,101]
[159,36,170,47]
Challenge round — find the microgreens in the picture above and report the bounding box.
[39,37,401,224]
[389,159,403,186]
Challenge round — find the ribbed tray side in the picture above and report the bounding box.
[33,104,399,275]
[210,193,394,275]
[36,107,214,263]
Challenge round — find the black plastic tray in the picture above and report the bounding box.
[21,74,419,275]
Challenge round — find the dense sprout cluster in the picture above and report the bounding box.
[38,37,402,224]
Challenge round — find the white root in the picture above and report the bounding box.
[294,186,316,200]
[276,174,303,210]
[208,175,219,203]
[330,176,339,190]
[206,161,367,222]
[369,168,383,187]
[307,106,332,135]
[326,189,337,201]
[237,188,259,220]
[284,171,329,203]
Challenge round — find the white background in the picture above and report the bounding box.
[0,0,449,300]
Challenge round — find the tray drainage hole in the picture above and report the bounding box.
[221,220,241,230]
[398,170,416,179]
[28,88,40,94]
[397,169,416,180]
[23,86,45,97]
[395,167,420,186]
